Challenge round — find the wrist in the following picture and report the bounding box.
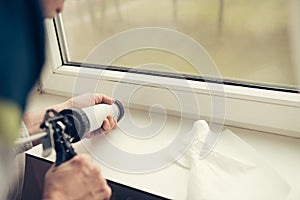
[54,101,70,112]
[23,102,68,137]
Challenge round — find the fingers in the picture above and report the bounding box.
[96,184,112,200]
[108,115,117,129]
[91,176,112,200]
[66,93,115,109]
[106,115,117,129]
[70,154,93,166]
[44,153,112,200]
[85,115,117,138]
[78,155,111,199]
[101,115,117,134]
[94,94,114,105]
[88,115,117,137]
[102,118,111,131]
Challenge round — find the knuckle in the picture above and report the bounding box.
[104,185,112,198]
[98,176,107,187]
[73,154,91,167]
[109,116,114,122]
[98,185,112,199]
[71,155,83,165]
[104,121,110,130]
[92,166,101,175]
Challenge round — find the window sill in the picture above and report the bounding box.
[26,93,300,199]
[41,65,300,137]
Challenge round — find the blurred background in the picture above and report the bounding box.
[59,0,300,89]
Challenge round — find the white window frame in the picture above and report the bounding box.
[41,19,300,138]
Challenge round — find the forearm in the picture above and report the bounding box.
[22,102,68,144]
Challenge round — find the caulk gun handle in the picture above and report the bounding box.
[54,131,77,166]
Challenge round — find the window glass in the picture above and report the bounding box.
[60,0,300,89]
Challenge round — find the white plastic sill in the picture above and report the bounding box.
[55,65,300,107]
[41,65,300,138]
[25,93,300,200]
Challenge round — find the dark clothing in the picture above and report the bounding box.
[0,0,45,112]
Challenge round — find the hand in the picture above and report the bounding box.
[43,154,112,200]
[23,93,117,146]
[63,93,118,136]
[64,93,114,108]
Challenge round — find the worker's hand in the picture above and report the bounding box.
[63,93,118,136]
[43,154,111,200]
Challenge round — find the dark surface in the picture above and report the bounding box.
[22,154,170,200]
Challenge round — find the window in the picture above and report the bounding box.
[42,0,300,137]
[59,0,300,90]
